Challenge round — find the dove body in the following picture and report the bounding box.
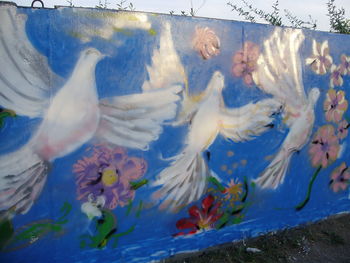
[33,49,103,161]
[254,28,321,189]
[186,71,224,153]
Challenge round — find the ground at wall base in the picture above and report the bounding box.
[164,213,350,263]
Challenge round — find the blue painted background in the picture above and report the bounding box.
[0,3,350,263]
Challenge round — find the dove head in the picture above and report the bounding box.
[208,71,225,93]
[308,88,320,106]
[81,48,105,64]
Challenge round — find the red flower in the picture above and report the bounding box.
[174,195,223,236]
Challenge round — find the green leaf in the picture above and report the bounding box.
[0,219,14,250]
[130,179,148,190]
[56,202,72,224]
[216,212,230,229]
[208,176,225,192]
[232,216,243,225]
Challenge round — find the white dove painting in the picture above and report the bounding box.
[253,28,321,189]
[152,60,282,210]
[1,2,350,263]
[0,6,183,219]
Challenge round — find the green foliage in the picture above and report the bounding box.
[1,202,72,252]
[227,0,283,26]
[96,0,109,9]
[94,0,135,10]
[116,0,135,11]
[227,0,316,29]
[228,0,350,34]
[327,0,350,34]
[66,0,73,7]
[170,0,207,17]
[284,9,317,30]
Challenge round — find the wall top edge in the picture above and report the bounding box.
[0,0,344,35]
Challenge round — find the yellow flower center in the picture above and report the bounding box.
[197,218,211,230]
[224,184,242,201]
[101,169,118,186]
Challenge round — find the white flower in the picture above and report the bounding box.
[306,40,333,75]
[81,194,105,219]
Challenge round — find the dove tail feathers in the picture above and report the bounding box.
[0,145,50,219]
[152,150,210,211]
[254,149,291,189]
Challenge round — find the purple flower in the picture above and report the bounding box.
[232,42,259,86]
[74,145,147,210]
[330,65,344,88]
[337,120,349,140]
[339,54,350,75]
[324,89,348,123]
[330,162,350,192]
[309,125,340,168]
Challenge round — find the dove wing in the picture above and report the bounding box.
[96,22,185,150]
[253,28,307,109]
[219,98,281,142]
[141,22,186,92]
[0,6,59,118]
[96,86,182,150]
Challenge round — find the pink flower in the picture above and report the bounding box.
[192,27,220,60]
[339,54,350,75]
[232,41,259,86]
[306,40,333,75]
[330,162,350,192]
[330,65,344,88]
[337,120,349,140]
[309,125,340,168]
[324,89,348,123]
[74,145,147,209]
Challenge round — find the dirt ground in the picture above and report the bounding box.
[164,213,350,263]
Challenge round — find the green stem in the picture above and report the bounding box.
[136,200,143,218]
[111,225,135,248]
[56,202,72,224]
[240,177,249,203]
[126,199,133,216]
[345,116,350,123]
[207,176,225,192]
[130,179,148,190]
[295,166,322,211]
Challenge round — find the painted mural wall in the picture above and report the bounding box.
[0,2,350,262]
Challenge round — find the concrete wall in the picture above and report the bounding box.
[0,2,349,262]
